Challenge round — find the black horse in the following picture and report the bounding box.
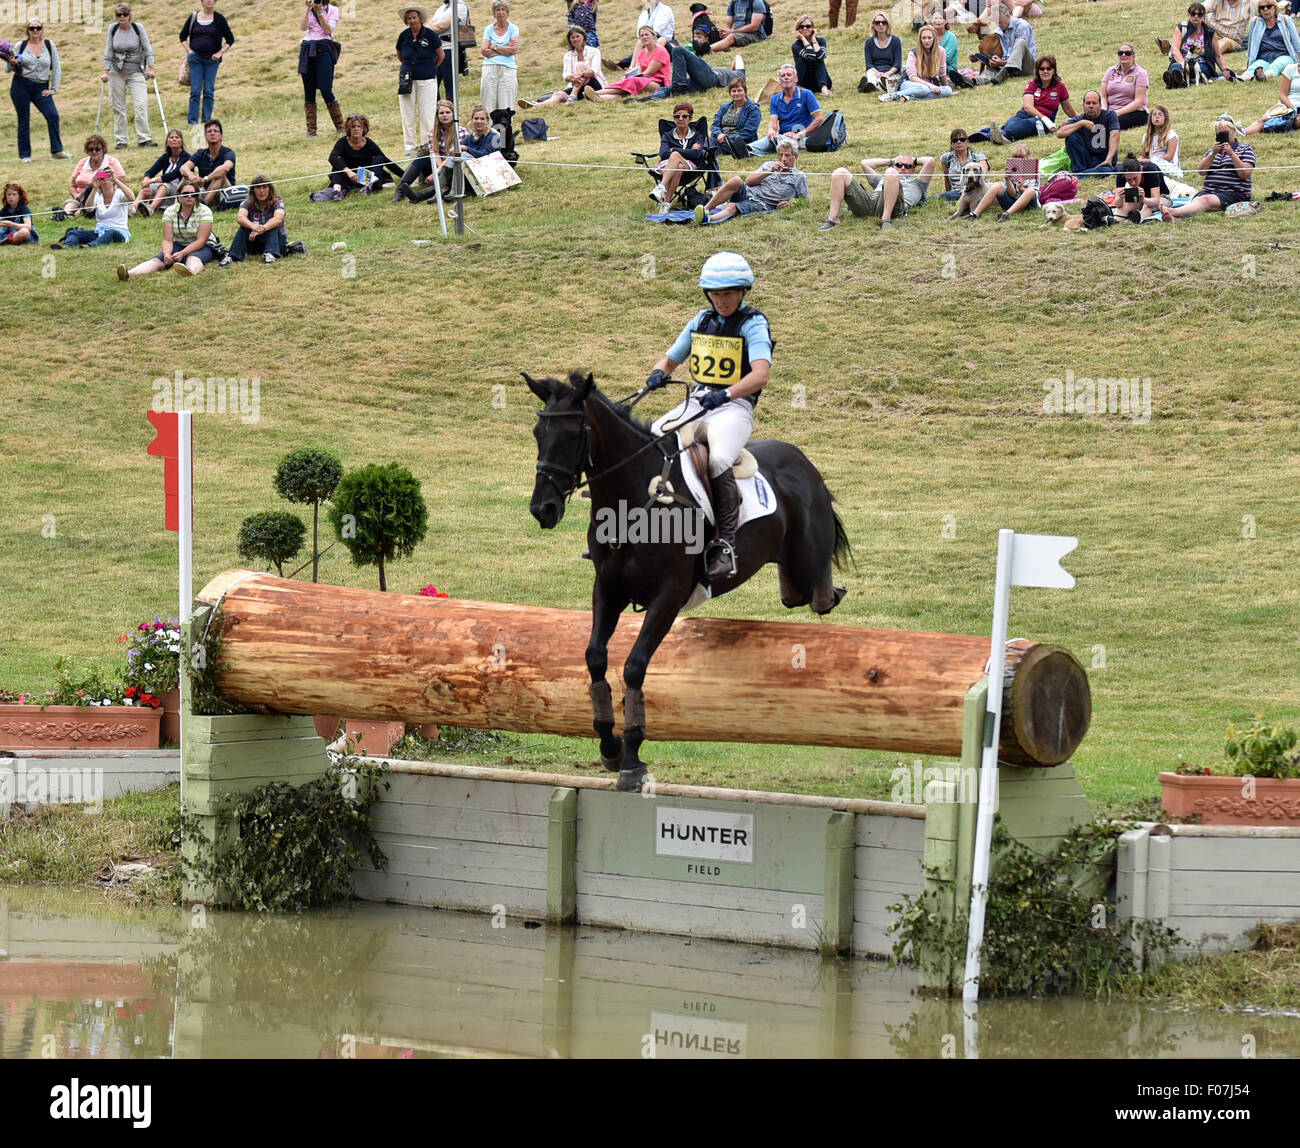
[526,371,851,791]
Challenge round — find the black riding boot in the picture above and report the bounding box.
[706,468,740,581]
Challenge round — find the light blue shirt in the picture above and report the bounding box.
[484,22,519,68]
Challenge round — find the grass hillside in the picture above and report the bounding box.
[2,0,1298,811]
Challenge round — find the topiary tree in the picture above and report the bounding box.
[274,447,343,583]
[237,511,307,577]
[327,463,428,591]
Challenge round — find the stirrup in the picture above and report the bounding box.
[706,539,737,579]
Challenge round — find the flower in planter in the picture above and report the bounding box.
[121,617,182,697]
[418,584,450,598]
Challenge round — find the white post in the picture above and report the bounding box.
[178,412,193,803]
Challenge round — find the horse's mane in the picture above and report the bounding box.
[560,370,656,440]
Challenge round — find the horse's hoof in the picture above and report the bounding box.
[599,752,622,772]
[616,768,648,792]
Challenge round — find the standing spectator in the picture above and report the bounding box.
[791,15,831,94]
[118,180,212,277]
[694,135,808,224]
[1101,44,1150,130]
[711,76,762,157]
[180,119,236,207]
[828,0,858,30]
[751,63,823,151]
[1055,89,1120,175]
[880,25,952,101]
[1164,4,1226,86]
[58,136,127,219]
[53,170,132,248]
[937,127,988,199]
[223,176,288,265]
[430,0,471,102]
[970,54,1074,143]
[1243,2,1300,79]
[480,2,520,115]
[1161,114,1255,217]
[102,4,155,150]
[180,0,235,127]
[567,0,600,47]
[819,153,937,229]
[0,181,37,243]
[6,17,69,161]
[134,129,191,216]
[1203,0,1258,54]
[300,1,343,139]
[397,6,444,155]
[861,12,902,92]
[520,25,604,107]
[323,113,404,197]
[971,3,1036,86]
[708,0,769,56]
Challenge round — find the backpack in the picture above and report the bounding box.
[736,0,773,36]
[803,109,845,152]
[217,184,250,210]
[1037,172,1079,207]
[1081,196,1118,230]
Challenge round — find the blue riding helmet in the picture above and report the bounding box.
[699,251,755,290]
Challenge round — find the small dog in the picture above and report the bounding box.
[949,161,989,219]
[1043,202,1086,231]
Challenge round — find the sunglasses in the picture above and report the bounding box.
[894,161,914,169]
[87,147,104,152]
[673,113,691,118]
[28,25,42,31]
[951,136,968,142]
[797,22,813,29]
[1117,49,1134,56]
[873,19,887,25]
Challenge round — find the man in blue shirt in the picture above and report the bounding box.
[750,64,823,153]
[708,0,768,55]
[972,3,1037,86]
[180,119,236,207]
[1056,90,1120,176]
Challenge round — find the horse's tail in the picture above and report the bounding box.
[829,496,856,574]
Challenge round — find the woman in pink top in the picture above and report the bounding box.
[1100,43,1149,130]
[586,24,668,100]
[58,135,127,218]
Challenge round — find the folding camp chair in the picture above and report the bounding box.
[631,117,720,209]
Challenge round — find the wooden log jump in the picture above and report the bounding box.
[195,571,1091,766]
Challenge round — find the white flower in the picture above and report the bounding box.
[144,663,155,672]
[167,644,180,654]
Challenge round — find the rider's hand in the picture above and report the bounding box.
[645,368,668,390]
[697,388,729,411]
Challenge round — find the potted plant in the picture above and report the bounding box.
[120,617,183,744]
[0,657,162,749]
[1161,715,1300,825]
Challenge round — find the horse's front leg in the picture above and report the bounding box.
[616,598,681,792]
[587,580,628,770]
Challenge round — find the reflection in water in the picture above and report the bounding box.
[1,887,1298,1059]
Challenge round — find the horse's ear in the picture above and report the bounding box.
[522,372,552,403]
[577,373,595,400]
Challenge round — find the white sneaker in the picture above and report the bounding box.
[264,252,278,264]
[733,54,744,72]
[650,183,668,203]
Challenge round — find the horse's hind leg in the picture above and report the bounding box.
[778,556,846,615]
[778,564,811,609]
[587,582,628,770]
[810,564,847,615]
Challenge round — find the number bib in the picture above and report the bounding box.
[689,332,743,387]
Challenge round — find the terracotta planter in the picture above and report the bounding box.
[343,719,407,756]
[313,715,343,742]
[160,688,182,746]
[0,704,163,750]
[1159,771,1300,826]
[415,723,440,740]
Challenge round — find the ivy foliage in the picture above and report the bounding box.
[887,820,1181,998]
[183,758,391,912]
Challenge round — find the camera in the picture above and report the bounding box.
[1216,129,1229,143]
[1124,186,1140,203]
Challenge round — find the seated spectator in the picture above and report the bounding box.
[711,76,762,157]
[1245,60,1300,130]
[931,8,959,75]
[319,113,404,199]
[861,11,902,92]
[1101,44,1150,129]
[649,102,715,203]
[937,127,989,200]
[971,3,1036,86]
[1141,105,1183,175]
[1113,153,1170,222]
[1056,89,1121,175]
[688,4,723,50]
[392,99,467,202]
[117,180,211,277]
[791,15,831,94]
[1164,4,1226,86]
[658,43,745,97]
[694,134,808,223]
[520,25,604,106]
[819,153,937,229]
[1161,114,1255,218]
[222,175,287,265]
[463,105,503,156]
[1203,0,1255,54]
[1243,2,1300,80]
[180,119,235,208]
[133,129,190,217]
[567,0,599,48]
[880,25,952,101]
[707,0,769,55]
[965,142,1038,219]
[751,64,823,152]
[52,169,132,247]
[586,25,669,100]
[971,55,1074,143]
[1010,3,1042,16]
[59,135,127,219]
[1,181,37,244]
